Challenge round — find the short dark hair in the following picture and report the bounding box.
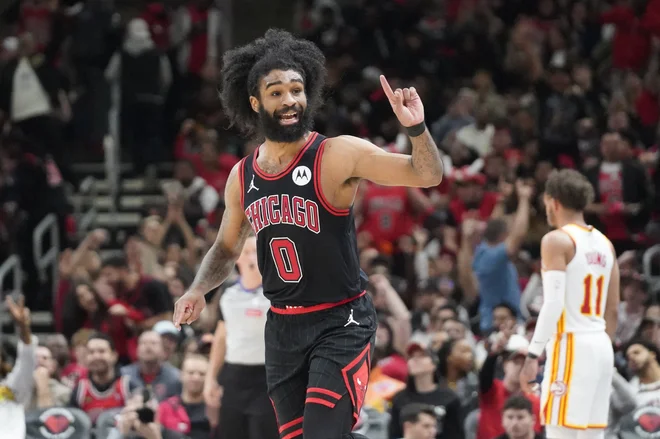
[544,169,595,212]
[483,219,508,243]
[220,29,327,138]
[493,303,517,319]
[437,338,460,377]
[436,303,459,317]
[400,403,437,425]
[503,395,533,413]
[625,338,660,361]
[87,332,115,351]
[102,255,128,269]
[443,317,464,327]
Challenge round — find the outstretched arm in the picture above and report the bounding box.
[174,162,252,327]
[189,164,252,295]
[343,132,443,187]
[340,76,443,188]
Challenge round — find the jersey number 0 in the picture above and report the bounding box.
[270,237,303,283]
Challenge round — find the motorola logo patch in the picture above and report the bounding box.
[292,166,312,186]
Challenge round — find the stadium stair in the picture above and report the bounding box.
[1,162,174,344]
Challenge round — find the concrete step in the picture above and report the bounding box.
[71,194,167,211]
[93,212,142,229]
[0,310,53,326]
[93,178,175,194]
[71,162,175,180]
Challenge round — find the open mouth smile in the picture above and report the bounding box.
[278,112,299,125]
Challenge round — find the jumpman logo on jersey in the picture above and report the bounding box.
[248,175,259,193]
[344,309,359,327]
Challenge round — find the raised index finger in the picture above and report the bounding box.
[379,75,395,100]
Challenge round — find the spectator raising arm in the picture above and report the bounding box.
[504,181,532,257]
[457,219,480,306]
[371,274,412,355]
[3,295,36,405]
[0,295,36,439]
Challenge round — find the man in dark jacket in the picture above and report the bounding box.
[584,131,653,253]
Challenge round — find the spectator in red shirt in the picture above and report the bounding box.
[356,183,435,252]
[141,2,171,51]
[449,173,499,226]
[158,354,211,439]
[601,1,654,71]
[477,333,542,439]
[170,0,225,87]
[174,123,239,195]
[99,255,174,330]
[60,282,137,364]
[69,334,136,424]
[375,319,409,383]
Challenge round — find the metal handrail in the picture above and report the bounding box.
[104,135,119,218]
[0,254,21,345]
[643,244,660,280]
[0,255,22,297]
[77,176,98,235]
[33,213,59,293]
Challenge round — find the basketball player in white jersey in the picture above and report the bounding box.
[204,235,278,439]
[519,169,620,439]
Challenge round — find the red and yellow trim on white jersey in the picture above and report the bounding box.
[543,333,573,426]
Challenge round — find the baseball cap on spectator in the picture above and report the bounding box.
[505,334,529,361]
[153,321,178,337]
[406,334,436,360]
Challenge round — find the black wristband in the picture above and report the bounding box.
[527,352,539,360]
[406,121,426,137]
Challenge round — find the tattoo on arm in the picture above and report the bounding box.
[190,222,252,294]
[409,129,443,181]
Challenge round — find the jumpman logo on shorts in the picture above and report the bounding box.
[344,309,359,327]
[248,175,259,193]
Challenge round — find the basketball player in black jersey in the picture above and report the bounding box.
[173,29,443,439]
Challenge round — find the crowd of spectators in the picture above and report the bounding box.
[3,0,660,438]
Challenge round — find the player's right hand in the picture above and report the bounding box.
[173,291,207,329]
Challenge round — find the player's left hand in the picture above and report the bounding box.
[380,75,425,127]
[519,357,539,394]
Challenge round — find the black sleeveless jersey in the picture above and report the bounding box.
[239,132,368,306]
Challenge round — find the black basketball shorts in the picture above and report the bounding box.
[265,292,377,437]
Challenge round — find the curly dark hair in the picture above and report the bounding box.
[544,169,595,211]
[219,29,327,137]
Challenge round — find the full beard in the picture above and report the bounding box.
[258,105,314,143]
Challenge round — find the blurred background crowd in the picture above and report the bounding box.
[3,0,660,438]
